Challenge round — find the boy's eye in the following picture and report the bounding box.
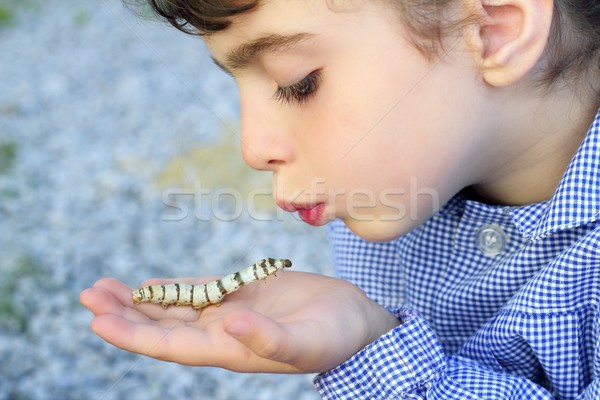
[272,70,321,105]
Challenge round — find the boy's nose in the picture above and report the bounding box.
[239,105,293,172]
[240,129,292,171]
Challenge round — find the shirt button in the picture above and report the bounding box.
[475,224,508,257]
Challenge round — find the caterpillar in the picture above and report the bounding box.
[132,258,292,310]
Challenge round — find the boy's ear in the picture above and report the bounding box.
[469,0,554,87]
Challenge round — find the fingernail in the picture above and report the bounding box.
[226,320,250,336]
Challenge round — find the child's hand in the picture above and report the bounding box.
[80,271,400,373]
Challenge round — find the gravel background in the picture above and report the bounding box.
[0,1,331,399]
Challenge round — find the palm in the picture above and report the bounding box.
[80,271,399,373]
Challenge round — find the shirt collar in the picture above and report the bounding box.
[510,108,600,240]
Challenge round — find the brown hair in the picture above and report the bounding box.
[126,0,257,33]
[126,0,599,86]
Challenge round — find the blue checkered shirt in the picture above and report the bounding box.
[314,109,600,399]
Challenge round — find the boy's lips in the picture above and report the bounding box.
[277,201,326,226]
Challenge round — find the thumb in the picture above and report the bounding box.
[223,310,295,364]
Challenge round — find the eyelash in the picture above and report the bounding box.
[272,70,321,105]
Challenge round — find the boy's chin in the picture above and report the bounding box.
[342,218,418,243]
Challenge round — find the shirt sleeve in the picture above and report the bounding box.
[314,308,554,399]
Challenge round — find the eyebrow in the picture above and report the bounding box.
[211,32,315,74]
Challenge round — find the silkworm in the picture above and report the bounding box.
[132,258,292,309]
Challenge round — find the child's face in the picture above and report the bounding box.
[205,0,491,241]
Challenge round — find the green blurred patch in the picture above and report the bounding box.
[71,7,90,26]
[0,0,40,28]
[0,254,44,333]
[0,141,17,174]
[0,4,14,27]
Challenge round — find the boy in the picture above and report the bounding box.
[81,0,599,398]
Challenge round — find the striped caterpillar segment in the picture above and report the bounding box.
[132,258,292,309]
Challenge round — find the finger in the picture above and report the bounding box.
[81,279,130,314]
[90,313,186,358]
[87,278,177,322]
[91,277,135,305]
[82,284,160,326]
[82,280,192,325]
[90,314,226,367]
[222,310,312,372]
